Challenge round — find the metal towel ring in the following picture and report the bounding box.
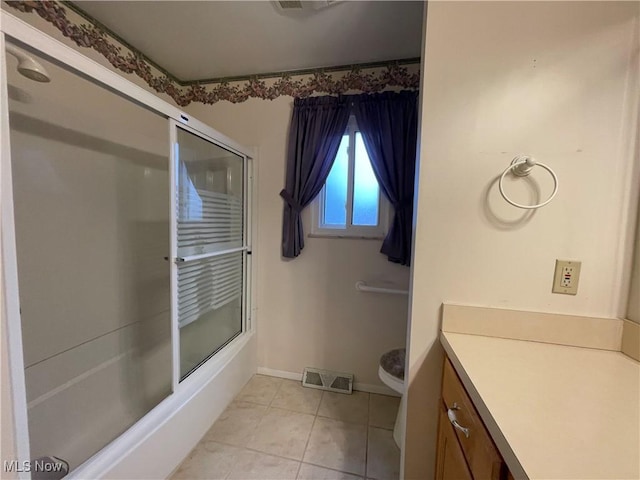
[498,155,558,209]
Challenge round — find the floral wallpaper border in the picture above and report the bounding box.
[5,0,421,106]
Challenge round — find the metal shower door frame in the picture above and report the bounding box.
[169,119,252,389]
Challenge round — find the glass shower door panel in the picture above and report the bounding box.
[175,127,245,380]
[178,252,243,377]
[6,44,172,472]
[177,127,244,257]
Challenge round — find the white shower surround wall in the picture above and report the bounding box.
[0,11,258,479]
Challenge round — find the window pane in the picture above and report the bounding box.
[352,133,380,226]
[323,134,349,226]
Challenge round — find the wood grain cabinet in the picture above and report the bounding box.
[436,358,510,480]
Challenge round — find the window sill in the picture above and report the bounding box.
[308,233,385,240]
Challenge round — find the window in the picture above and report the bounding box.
[312,116,389,238]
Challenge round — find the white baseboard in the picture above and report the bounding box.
[354,382,401,397]
[257,367,303,381]
[257,367,400,397]
[621,318,640,361]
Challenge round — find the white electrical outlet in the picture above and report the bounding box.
[553,260,581,295]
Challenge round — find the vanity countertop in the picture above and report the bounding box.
[440,331,640,480]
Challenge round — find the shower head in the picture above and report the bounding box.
[6,44,51,83]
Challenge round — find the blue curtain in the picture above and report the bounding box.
[353,91,419,266]
[280,96,351,258]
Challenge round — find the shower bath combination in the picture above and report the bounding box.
[1,17,256,480]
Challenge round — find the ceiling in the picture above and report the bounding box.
[73,1,424,81]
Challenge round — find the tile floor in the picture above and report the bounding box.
[171,375,401,480]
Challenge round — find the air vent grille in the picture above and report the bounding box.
[278,0,303,8]
[274,0,343,11]
[302,368,353,394]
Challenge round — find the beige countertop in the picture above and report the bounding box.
[441,331,640,480]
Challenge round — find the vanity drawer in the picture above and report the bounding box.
[441,358,505,480]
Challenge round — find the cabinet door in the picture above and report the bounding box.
[436,406,473,480]
[442,359,506,480]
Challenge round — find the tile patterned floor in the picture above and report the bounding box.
[171,375,401,480]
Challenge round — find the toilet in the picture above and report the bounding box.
[378,348,406,448]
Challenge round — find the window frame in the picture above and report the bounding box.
[311,116,390,239]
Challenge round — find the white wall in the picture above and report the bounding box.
[405,2,640,478]
[186,97,410,389]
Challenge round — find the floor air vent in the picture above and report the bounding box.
[302,368,353,394]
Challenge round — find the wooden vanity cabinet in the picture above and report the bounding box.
[436,357,510,480]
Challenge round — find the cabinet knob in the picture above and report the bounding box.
[448,403,471,438]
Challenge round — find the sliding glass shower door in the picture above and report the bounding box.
[173,126,248,380]
[4,38,252,475]
[6,42,172,472]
